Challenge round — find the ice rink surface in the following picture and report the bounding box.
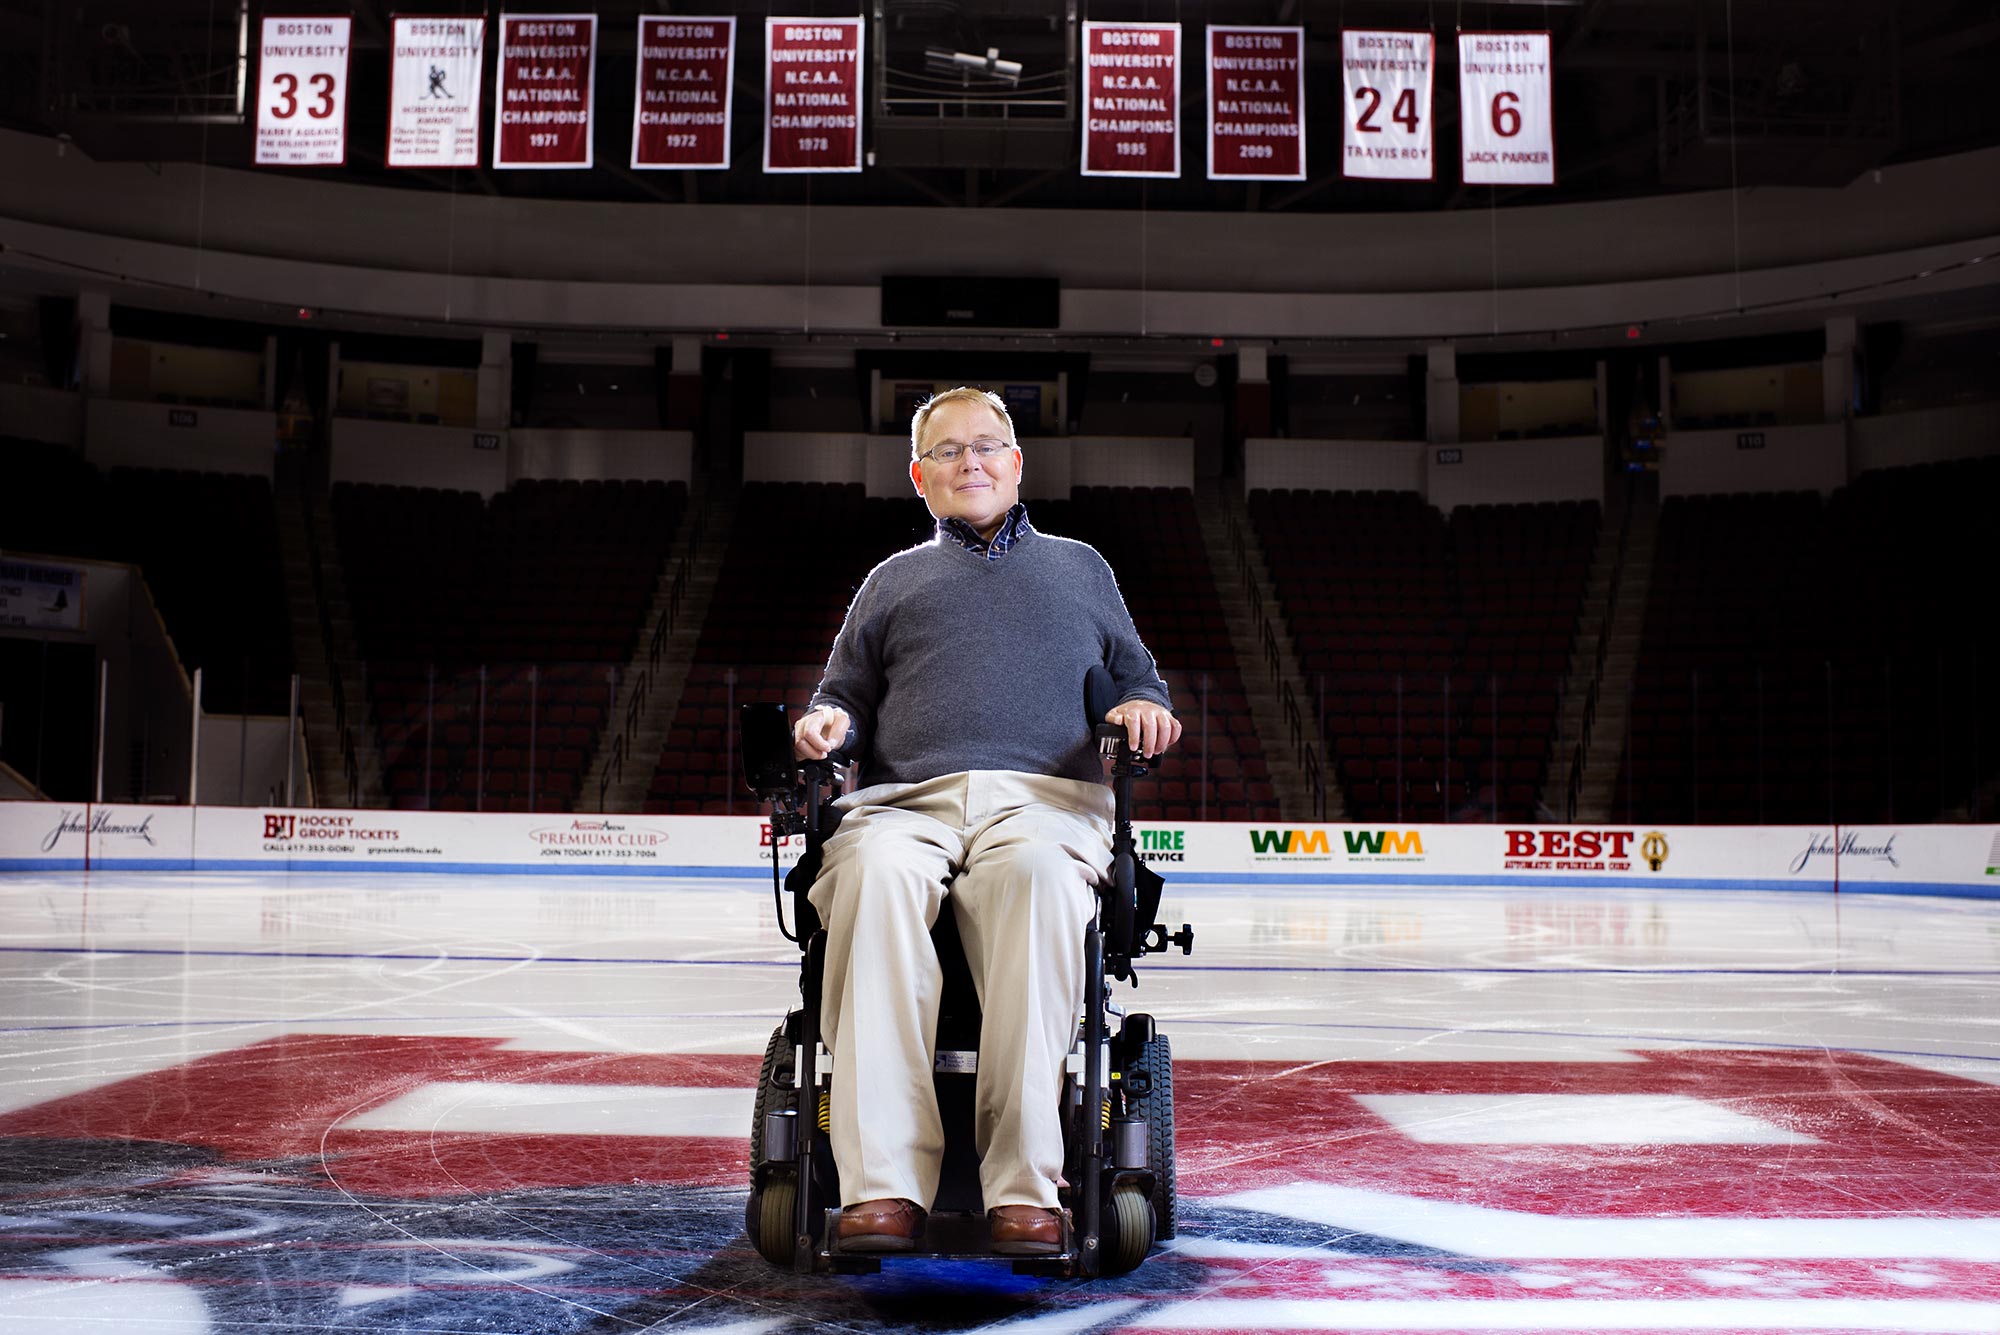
[1,868,1997,1333]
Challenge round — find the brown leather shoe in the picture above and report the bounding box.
[834,1198,927,1253]
[988,1203,1064,1255]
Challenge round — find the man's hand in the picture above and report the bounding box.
[1104,700,1181,758]
[793,705,851,761]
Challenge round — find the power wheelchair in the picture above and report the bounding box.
[738,670,1195,1277]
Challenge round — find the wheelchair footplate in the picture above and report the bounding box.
[813,1207,1080,1277]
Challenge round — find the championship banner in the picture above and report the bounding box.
[1206,26,1303,181]
[1081,21,1180,178]
[633,16,735,169]
[763,18,864,173]
[1340,29,1434,180]
[254,16,352,167]
[1458,30,1555,185]
[387,15,486,168]
[493,13,598,169]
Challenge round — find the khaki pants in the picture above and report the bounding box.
[807,770,1111,1211]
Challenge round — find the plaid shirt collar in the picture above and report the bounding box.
[938,503,1033,560]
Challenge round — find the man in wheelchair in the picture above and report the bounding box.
[789,387,1181,1260]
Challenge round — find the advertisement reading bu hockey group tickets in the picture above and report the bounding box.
[387,16,485,168]
[632,16,735,169]
[493,13,599,169]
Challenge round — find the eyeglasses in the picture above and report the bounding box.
[918,437,1012,465]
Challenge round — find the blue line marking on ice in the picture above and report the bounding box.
[0,943,1993,978]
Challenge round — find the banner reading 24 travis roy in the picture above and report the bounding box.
[1340,29,1434,180]
[1081,21,1181,178]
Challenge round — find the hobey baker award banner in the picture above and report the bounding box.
[763,18,864,172]
[1340,29,1434,180]
[632,16,735,169]
[1206,25,1304,181]
[1457,30,1555,185]
[387,15,485,168]
[1081,21,1181,178]
[494,13,599,168]
[255,16,352,166]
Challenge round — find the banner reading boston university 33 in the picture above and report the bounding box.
[255,15,352,166]
[387,15,486,168]
[493,13,599,168]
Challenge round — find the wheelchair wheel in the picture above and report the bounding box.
[1101,1184,1155,1275]
[745,1025,794,1250]
[1126,1032,1177,1240]
[754,1175,798,1267]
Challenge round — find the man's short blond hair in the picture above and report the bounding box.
[910,386,1016,459]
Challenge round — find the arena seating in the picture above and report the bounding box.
[1824,455,2000,819]
[1,437,105,561]
[645,483,1276,819]
[332,477,684,811]
[1032,487,1273,820]
[1251,488,1596,822]
[0,440,291,715]
[1622,458,1998,823]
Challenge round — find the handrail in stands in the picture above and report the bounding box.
[1565,480,1636,821]
[300,493,360,808]
[1226,509,1325,822]
[597,489,710,812]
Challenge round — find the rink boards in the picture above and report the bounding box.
[3,801,1996,897]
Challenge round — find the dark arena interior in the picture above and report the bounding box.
[1,1,1998,1332]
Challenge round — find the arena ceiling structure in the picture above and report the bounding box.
[0,0,1995,358]
[3,0,1998,214]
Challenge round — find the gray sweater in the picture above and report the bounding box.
[810,529,1171,788]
